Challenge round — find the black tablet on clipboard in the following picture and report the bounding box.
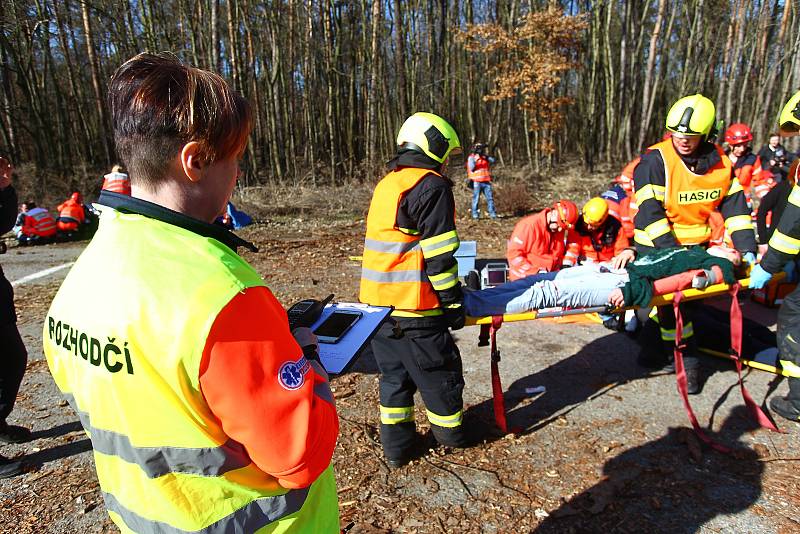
[309,303,393,375]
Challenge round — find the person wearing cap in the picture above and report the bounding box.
[506,200,580,280]
[564,197,632,269]
[467,142,497,219]
[750,90,800,422]
[360,112,472,468]
[633,93,757,394]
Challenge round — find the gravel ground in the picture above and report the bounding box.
[2,214,800,533]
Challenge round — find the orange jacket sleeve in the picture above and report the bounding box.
[612,225,630,256]
[199,286,339,489]
[507,211,564,279]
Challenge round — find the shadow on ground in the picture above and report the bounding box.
[534,405,763,533]
[464,332,651,438]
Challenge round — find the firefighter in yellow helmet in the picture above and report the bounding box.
[633,94,757,394]
[566,197,632,268]
[749,90,800,422]
[360,112,473,467]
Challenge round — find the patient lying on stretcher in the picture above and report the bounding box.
[463,246,741,317]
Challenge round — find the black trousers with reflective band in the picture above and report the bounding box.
[371,320,466,459]
[656,301,700,370]
[778,285,800,399]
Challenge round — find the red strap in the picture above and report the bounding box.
[728,284,781,433]
[672,292,731,453]
[489,315,509,434]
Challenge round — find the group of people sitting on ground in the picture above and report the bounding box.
[6,164,131,246]
[13,193,97,245]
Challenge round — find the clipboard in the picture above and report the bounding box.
[310,302,393,375]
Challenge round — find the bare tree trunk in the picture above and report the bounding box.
[637,0,667,152]
[80,0,110,164]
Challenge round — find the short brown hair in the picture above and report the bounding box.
[109,53,251,187]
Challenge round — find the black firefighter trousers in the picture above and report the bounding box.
[371,320,466,460]
[777,284,800,405]
[0,268,27,426]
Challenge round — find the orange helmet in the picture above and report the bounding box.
[724,123,753,145]
[71,192,83,203]
[553,200,579,229]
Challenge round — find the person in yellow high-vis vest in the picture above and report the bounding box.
[43,53,340,533]
[360,112,473,468]
[633,94,758,394]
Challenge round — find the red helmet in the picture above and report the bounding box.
[71,192,82,203]
[553,200,579,229]
[724,123,753,145]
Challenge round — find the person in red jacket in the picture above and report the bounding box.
[101,164,131,195]
[506,200,579,280]
[55,192,86,239]
[18,202,57,245]
[724,123,763,195]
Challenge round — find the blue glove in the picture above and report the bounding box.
[749,264,773,289]
[742,252,757,267]
[785,261,798,283]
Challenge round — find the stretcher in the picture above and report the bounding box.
[466,274,784,448]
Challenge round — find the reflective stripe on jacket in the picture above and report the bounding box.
[102,172,131,195]
[634,139,738,247]
[23,207,57,237]
[360,168,445,311]
[467,155,491,182]
[43,207,338,533]
[57,199,85,231]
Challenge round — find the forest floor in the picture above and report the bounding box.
[2,165,800,533]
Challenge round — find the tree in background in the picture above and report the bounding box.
[460,9,586,170]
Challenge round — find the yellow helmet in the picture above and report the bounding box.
[396,112,461,163]
[582,197,609,226]
[665,94,716,138]
[779,90,800,136]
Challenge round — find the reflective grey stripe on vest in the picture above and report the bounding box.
[361,268,424,283]
[103,486,310,534]
[307,360,335,405]
[364,238,421,255]
[64,394,251,478]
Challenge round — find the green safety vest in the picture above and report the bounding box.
[43,206,338,533]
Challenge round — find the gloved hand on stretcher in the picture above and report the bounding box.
[748,264,772,289]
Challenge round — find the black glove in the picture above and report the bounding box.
[292,327,320,361]
[443,303,466,331]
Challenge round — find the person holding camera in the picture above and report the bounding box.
[467,142,497,219]
[360,113,473,468]
[758,133,794,182]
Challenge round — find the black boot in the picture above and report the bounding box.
[0,423,31,444]
[685,367,704,395]
[769,378,800,422]
[0,454,24,479]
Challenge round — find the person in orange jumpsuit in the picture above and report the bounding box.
[506,200,579,280]
[55,192,87,239]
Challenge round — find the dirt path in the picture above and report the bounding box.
[2,220,800,533]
